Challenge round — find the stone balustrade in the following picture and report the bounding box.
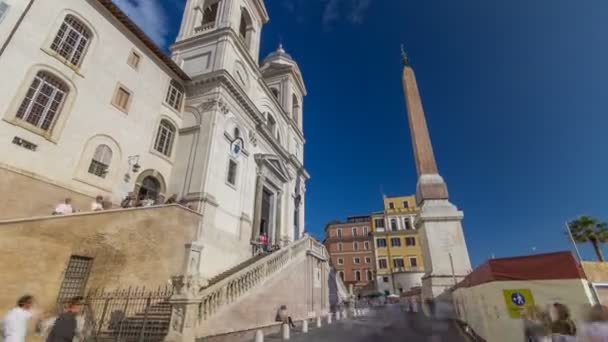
[197,236,312,323]
[194,22,215,33]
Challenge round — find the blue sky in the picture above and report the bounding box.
[115,0,608,267]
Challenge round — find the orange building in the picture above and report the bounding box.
[324,216,375,293]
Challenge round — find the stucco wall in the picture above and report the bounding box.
[0,0,182,213]
[453,279,594,342]
[198,254,329,338]
[0,205,200,316]
[0,165,98,220]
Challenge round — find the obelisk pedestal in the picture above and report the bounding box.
[401,48,472,300]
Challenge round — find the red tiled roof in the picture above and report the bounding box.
[95,0,190,81]
[455,251,585,289]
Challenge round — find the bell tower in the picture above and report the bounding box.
[173,0,268,69]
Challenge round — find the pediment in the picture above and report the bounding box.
[255,154,292,183]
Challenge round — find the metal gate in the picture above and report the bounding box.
[83,286,173,342]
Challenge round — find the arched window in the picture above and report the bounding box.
[239,8,252,47]
[339,271,345,281]
[390,219,398,231]
[201,1,219,27]
[50,15,92,67]
[404,218,413,230]
[266,114,277,135]
[88,145,112,178]
[270,87,280,100]
[154,119,176,157]
[355,271,361,282]
[367,270,373,281]
[16,71,69,131]
[292,94,299,124]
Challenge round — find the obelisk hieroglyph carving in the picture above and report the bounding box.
[401,46,472,299]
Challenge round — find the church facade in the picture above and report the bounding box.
[0,0,308,274]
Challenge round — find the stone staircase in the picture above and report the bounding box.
[97,301,172,341]
[164,234,331,341]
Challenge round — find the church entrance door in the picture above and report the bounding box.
[260,188,272,240]
[139,176,161,202]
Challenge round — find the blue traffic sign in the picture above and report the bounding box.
[511,292,526,306]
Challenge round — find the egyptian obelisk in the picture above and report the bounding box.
[401,47,472,299]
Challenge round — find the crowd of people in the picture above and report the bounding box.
[1,295,86,342]
[523,302,608,341]
[51,193,193,216]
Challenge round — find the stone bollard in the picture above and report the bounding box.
[336,311,341,320]
[316,316,322,328]
[255,330,264,342]
[327,313,332,324]
[281,323,290,340]
[302,319,308,333]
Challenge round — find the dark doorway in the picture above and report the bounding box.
[260,188,272,238]
[139,176,161,202]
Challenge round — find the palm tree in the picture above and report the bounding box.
[568,216,608,262]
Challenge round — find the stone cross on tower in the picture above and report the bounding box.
[401,46,472,299]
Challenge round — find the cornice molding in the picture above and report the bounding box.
[173,28,305,141]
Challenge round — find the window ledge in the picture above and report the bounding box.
[225,180,238,190]
[110,102,130,115]
[2,117,58,143]
[40,48,85,78]
[149,148,174,165]
[162,102,182,118]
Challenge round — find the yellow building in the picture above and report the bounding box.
[371,195,425,295]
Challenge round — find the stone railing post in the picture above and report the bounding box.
[164,274,207,342]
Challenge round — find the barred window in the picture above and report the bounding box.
[165,80,184,111]
[50,15,92,67]
[154,120,176,157]
[16,71,68,131]
[88,145,112,178]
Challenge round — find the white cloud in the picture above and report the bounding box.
[349,0,371,24]
[322,0,372,30]
[112,0,170,47]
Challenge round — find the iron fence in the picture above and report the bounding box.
[83,286,173,342]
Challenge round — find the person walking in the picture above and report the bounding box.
[46,296,85,342]
[550,302,576,341]
[578,304,608,341]
[2,295,37,342]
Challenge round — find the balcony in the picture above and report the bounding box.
[194,22,215,33]
[393,266,423,273]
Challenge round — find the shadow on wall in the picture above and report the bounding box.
[0,205,200,315]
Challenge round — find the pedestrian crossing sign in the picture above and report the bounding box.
[503,289,534,318]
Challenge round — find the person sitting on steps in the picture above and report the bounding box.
[276,305,296,329]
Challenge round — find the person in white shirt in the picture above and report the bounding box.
[2,295,36,342]
[53,198,74,215]
[91,196,104,211]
